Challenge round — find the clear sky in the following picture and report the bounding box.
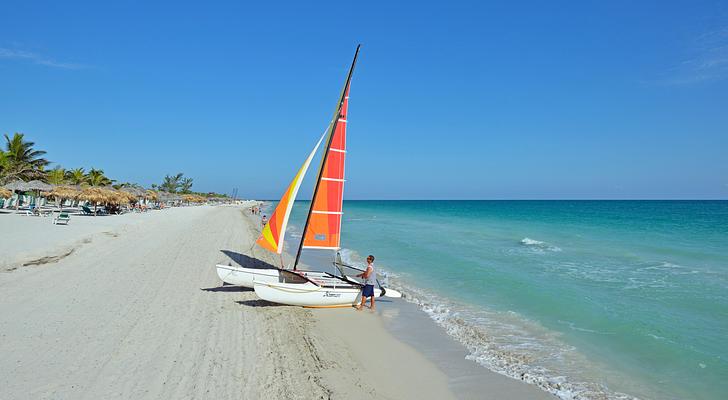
[1,1,727,199]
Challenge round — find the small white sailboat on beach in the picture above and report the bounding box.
[215,263,279,287]
[217,45,399,306]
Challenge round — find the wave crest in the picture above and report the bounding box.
[520,237,562,252]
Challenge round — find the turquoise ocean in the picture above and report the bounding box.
[276,201,727,400]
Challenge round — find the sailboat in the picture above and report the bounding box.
[217,45,399,306]
[254,45,395,307]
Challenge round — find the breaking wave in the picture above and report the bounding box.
[520,237,562,253]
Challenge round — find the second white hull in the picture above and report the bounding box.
[215,264,282,288]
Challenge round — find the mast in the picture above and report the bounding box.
[293,44,360,270]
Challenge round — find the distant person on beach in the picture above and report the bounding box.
[261,215,268,227]
[355,255,377,311]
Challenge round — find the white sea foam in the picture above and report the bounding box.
[340,248,638,400]
[521,237,546,246]
[397,282,638,400]
[647,333,666,341]
[520,237,562,253]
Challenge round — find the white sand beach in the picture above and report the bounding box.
[0,205,553,399]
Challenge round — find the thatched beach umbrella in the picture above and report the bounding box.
[24,180,53,192]
[145,190,158,201]
[109,189,136,205]
[46,185,81,207]
[47,186,80,198]
[96,188,127,205]
[0,187,12,199]
[157,192,173,202]
[26,180,53,208]
[76,187,112,213]
[101,189,121,205]
[120,187,147,206]
[126,191,138,203]
[3,180,27,192]
[121,186,146,197]
[156,191,183,207]
[3,180,26,210]
[77,187,135,214]
[122,191,137,204]
[182,194,206,203]
[3,179,53,210]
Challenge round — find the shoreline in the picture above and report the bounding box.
[0,204,553,399]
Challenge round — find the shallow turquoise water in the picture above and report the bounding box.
[282,201,728,399]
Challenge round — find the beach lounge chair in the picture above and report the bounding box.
[81,205,95,215]
[53,212,71,225]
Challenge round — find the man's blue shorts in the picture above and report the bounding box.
[362,284,375,297]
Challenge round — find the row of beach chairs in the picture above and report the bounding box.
[4,202,177,226]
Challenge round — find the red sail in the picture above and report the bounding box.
[302,88,349,249]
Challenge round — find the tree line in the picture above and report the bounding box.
[1,132,227,197]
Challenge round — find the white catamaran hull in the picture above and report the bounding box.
[215,264,282,288]
[253,281,383,307]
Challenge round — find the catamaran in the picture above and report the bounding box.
[215,45,400,307]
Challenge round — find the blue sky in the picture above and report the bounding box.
[1,1,727,199]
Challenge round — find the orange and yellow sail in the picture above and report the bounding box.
[302,86,350,250]
[259,45,358,262]
[256,133,326,254]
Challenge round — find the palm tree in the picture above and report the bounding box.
[66,168,87,185]
[0,150,8,183]
[87,168,113,187]
[179,177,193,194]
[46,166,66,185]
[160,173,184,193]
[1,133,50,183]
